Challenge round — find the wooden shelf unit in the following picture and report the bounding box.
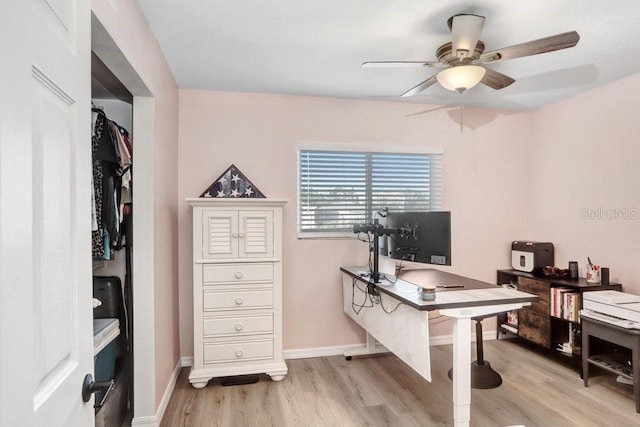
[496,269,622,359]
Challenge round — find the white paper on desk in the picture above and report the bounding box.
[439,288,531,303]
[379,256,396,277]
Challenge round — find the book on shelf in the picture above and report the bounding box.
[550,287,580,321]
[563,292,580,322]
[551,287,571,317]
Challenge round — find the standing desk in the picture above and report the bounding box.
[341,267,537,427]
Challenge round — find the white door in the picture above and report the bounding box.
[0,0,93,426]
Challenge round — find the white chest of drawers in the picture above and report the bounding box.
[186,198,288,388]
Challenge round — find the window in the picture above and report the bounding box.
[298,148,443,237]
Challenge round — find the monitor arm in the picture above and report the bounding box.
[353,219,417,286]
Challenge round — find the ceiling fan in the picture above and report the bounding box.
[362,14,580,96]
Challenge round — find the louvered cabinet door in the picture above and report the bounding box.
[202,210,238,259]
[239,210,274,258]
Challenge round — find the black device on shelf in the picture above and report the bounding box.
[353,211,452,288]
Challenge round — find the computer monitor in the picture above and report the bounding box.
[383,211,451,266]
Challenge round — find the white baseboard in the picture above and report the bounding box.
[430,335,454,347]
[156,359,182,425]
[283,343,368,360]
[132,358,183,427]
[131,416,156,427]
[181,356,193,367]
[430,331,496,346]
[282,330,498,361]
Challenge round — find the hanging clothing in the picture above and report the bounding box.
[92,111,106,258]
[91,107,133,259]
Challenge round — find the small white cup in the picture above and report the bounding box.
[586,268,600,284]
[418,286,436,301]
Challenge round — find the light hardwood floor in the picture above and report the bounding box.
[161,340,638,426]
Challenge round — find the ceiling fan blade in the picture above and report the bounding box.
[450,14,485,59]
[362,61,443,68]
[481,68,516,90]
[479,31,580,63]
[401,75,438,97]
[407,105,456,117]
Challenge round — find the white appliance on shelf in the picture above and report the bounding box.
[581,290,640,329]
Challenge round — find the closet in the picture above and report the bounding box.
[91,51,134,427]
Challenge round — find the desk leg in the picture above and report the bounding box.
[634,341,640,413]
[582,322,590,387]
[343,332,390,359]
[452,317,472,427]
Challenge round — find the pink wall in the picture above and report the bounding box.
[527,73,640,294]
[178,91,530,356]
[92,0,180,413]
[91,0,640,417]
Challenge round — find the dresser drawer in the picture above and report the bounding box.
[203,338,273,364]
[203,314,274,337]
[203,263,273,285]
[203,289,273,311]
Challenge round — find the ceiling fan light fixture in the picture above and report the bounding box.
[437,65,486,93]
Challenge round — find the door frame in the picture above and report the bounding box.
[91,13,157,423]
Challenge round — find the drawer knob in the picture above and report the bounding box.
[235,297,243,305]
[235,324,243,331]
[235,271,243,279]
[232,232,238,238]
[235,350,243,358]
[238,232,245,238]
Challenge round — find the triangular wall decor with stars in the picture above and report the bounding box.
[200,164,266,198]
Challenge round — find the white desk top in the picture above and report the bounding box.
[341,266,538,311]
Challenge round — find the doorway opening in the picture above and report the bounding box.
[91,11,156,426]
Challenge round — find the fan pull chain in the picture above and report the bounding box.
[459,105,464,132]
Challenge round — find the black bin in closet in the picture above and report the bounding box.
[93,275,131,427]
[93,277,127,406]
[93,276,125,320]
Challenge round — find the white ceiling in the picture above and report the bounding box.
[136,1,640,111]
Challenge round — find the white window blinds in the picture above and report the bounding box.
[298,149,443,235]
